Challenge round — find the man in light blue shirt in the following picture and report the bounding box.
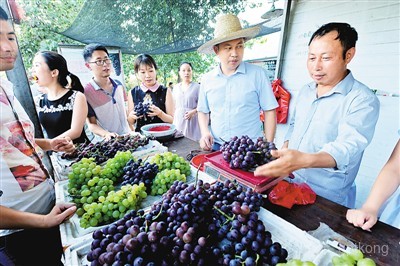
[197,14,278,151]
[255,23,380,208]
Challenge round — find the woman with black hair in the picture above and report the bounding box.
[33,51,89,143]
[127,54,174,132]
[173,62,201,141]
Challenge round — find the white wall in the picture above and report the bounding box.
[275,0,400,207]
[58,45,125,87]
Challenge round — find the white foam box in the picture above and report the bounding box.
[312,248,339,266]
[57,165,215,248]
[257,208,323,261]
[64,207,323,266]
[52,140,167,181]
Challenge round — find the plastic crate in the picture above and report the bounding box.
[64,207,323,266]
[58,165,215,248]
[52,140,167,181]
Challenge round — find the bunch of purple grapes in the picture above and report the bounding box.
[121,159,159,193]
[211,202,288,266]
[134,102,151,117]
[86,179,288,266]
[61,134,150,164]
[220,135,277,170]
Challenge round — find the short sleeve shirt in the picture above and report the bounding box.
[285,72,380,207]
[0,78,55,237]
[197,62,278,144]
[84,78,130,135]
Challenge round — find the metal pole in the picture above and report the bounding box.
[275,0,292,79]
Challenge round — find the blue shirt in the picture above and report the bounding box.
[197,62,278,144]
[285,72,380,207]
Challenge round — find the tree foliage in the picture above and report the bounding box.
[17,0,85,70]
[61,0,248,54]
[16,0,252,86]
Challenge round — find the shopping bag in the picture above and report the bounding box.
[272,79,290,124]
[268,180,316,209]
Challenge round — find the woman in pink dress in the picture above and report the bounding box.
[173,62,201,141]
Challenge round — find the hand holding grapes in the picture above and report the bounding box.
[346,207,377,231]
[51,136,75,154]
[102,132,118,141]
[255,149,336,178]
[148,104,162,118]
[254,148,304,178]
[128,109,142,121]
[129,102,150,126]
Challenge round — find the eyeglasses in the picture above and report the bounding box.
[89,58,112,66]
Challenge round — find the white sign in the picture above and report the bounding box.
[58,45,125,87]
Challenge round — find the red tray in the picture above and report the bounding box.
[190,153,208,172]
[204,151,277,187]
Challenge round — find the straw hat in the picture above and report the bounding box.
[198,14,261,54]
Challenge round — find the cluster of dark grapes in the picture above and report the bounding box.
[121,158,159,193]
[211,201,287,266]
[134,102,151,118]
[86,179,288,266]
[220,135,277,170]
[61,134,150,164]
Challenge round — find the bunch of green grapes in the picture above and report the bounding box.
[277,259,316,266]
[75,176,114,215]
[332,249,376,266]
[150,151,191,176]
[151,169,186,196]
[67,158,101,196]
[79,183,147,229]
[100,150,134,182]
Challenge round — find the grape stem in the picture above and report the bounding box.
[195,164,201,185]
[142,155,150,163]
[213,206,234,221]
[231,179,239,188]
[219,137,229,144]
[152,205,164,221]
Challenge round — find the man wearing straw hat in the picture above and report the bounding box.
[197,13,278,151]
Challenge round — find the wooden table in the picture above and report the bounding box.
[163,137,400,265]
[161,136,202,159]
[264,198,399,265]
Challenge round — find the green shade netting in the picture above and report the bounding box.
[61,0,281,54]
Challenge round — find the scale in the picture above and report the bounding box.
[203,152,286,193]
